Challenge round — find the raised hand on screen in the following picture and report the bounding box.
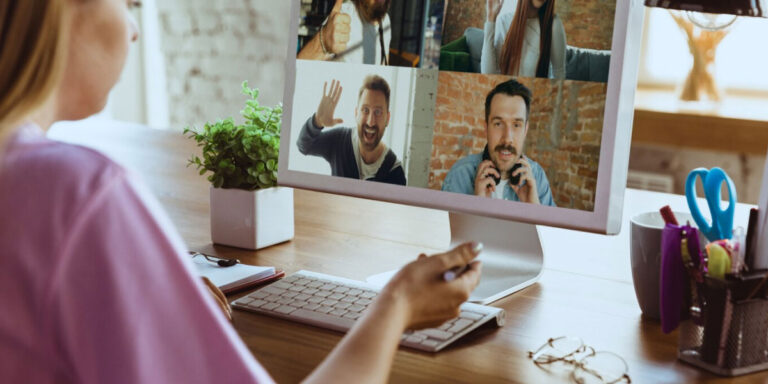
[314,79,344,128]
[486,0,504,22]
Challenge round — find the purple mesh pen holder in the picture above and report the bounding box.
[678,274,768,376]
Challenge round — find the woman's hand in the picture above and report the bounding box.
[202,277,232,321]
[377,242,483,330]
[487,0,504,23]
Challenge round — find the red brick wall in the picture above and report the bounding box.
[429,72,606,210]
[443,0,616,50]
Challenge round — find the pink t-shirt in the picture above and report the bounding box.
[0,124,274,384]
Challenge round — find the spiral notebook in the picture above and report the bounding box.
[192,257,284,294]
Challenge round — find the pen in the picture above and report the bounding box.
[443,242,484,282]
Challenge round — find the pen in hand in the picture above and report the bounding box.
[443,242,484,281]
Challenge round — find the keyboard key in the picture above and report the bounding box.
[235,297,253,305]
[316,290,332,298]
[332,286,350,293]
[317,306,334,314]
[308,296,325,304]
[247,299,268,309]
[252,291,270,299]
[272,281,293,290]
[292,300,309,308]
[289,309,355,331]
[347,289,363,296]
[303,303,321,311]
[355,298,373,306]
[261,286,286,296]
[438,322,453,331]
[264,295,282,302]
[320,284,337,291]
[406,334,426,343]
[281,291,300,298]
[295,279,311,286]
[347,304,365,313]
[276,298,296,305]
[275,305,298,315]
[360,291,377,299]
[343,312,362,320]
[288,285,305,292]
[320,299,339,307]
[307,281,323,288]
[329,309,348,317]
[333,302,352,309]
[341,296,357,303]
[459,311,484,321]
[294,293,311,301]
[421,339,440,349]
[328,293,345,300]
[447,319,474,333]
[418,329,454,341]
[302,288,319,295]
[261,302,280,311]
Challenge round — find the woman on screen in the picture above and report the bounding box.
[0,1,480,383]
[481,0,567,79]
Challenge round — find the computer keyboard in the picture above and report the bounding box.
[231,270,505,352]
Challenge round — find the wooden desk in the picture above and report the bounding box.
[49,119,763,383]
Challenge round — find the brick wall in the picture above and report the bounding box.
[157,0,290,129]
[429,72,606,210]
[443,0,615,50]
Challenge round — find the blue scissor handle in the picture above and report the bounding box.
[685,167,736,242]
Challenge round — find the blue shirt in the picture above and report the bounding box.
[441,153,556,206]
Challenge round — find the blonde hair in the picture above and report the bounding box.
[0,0,68,151]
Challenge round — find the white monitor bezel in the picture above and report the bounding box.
[278,0,645,235]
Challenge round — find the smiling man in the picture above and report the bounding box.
[297,75,406,185]
[441,79,555,205]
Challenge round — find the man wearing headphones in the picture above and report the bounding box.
[298,0,392,65]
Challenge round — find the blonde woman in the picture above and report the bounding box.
[0,1,482,383]
[481,0,567,78]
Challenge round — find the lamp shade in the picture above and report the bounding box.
[644,0,766,17]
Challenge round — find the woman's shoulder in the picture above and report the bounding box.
[3,136,126,212]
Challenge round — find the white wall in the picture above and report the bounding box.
[288,60,416,177]
[156,0,291,130]
[101,0,168,127]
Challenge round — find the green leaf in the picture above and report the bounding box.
[183,80,281,190]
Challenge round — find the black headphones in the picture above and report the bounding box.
[188,251,240,267]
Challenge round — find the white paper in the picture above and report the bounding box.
[192,257,275,288]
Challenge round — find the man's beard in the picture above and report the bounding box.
[355,0,391,24]
[359,124,382,151]
[493,143,519,172]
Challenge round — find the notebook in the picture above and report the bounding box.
[192,257,282,294]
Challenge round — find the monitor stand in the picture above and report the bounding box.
[449,212,544,304]
[366,212,544,305]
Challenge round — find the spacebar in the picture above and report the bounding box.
[290,309,356,332]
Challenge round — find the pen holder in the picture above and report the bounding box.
[678,273,768,376]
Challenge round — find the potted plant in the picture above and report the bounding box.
[184,81,293,250]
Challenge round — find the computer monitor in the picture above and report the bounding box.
[279,0,645,304]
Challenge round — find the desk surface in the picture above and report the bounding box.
[49,119,763,383]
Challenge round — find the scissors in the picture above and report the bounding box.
[685,167,736,242]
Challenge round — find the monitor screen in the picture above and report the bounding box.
[279,0,644,235]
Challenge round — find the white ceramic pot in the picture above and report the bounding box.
[210,186,294,250]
